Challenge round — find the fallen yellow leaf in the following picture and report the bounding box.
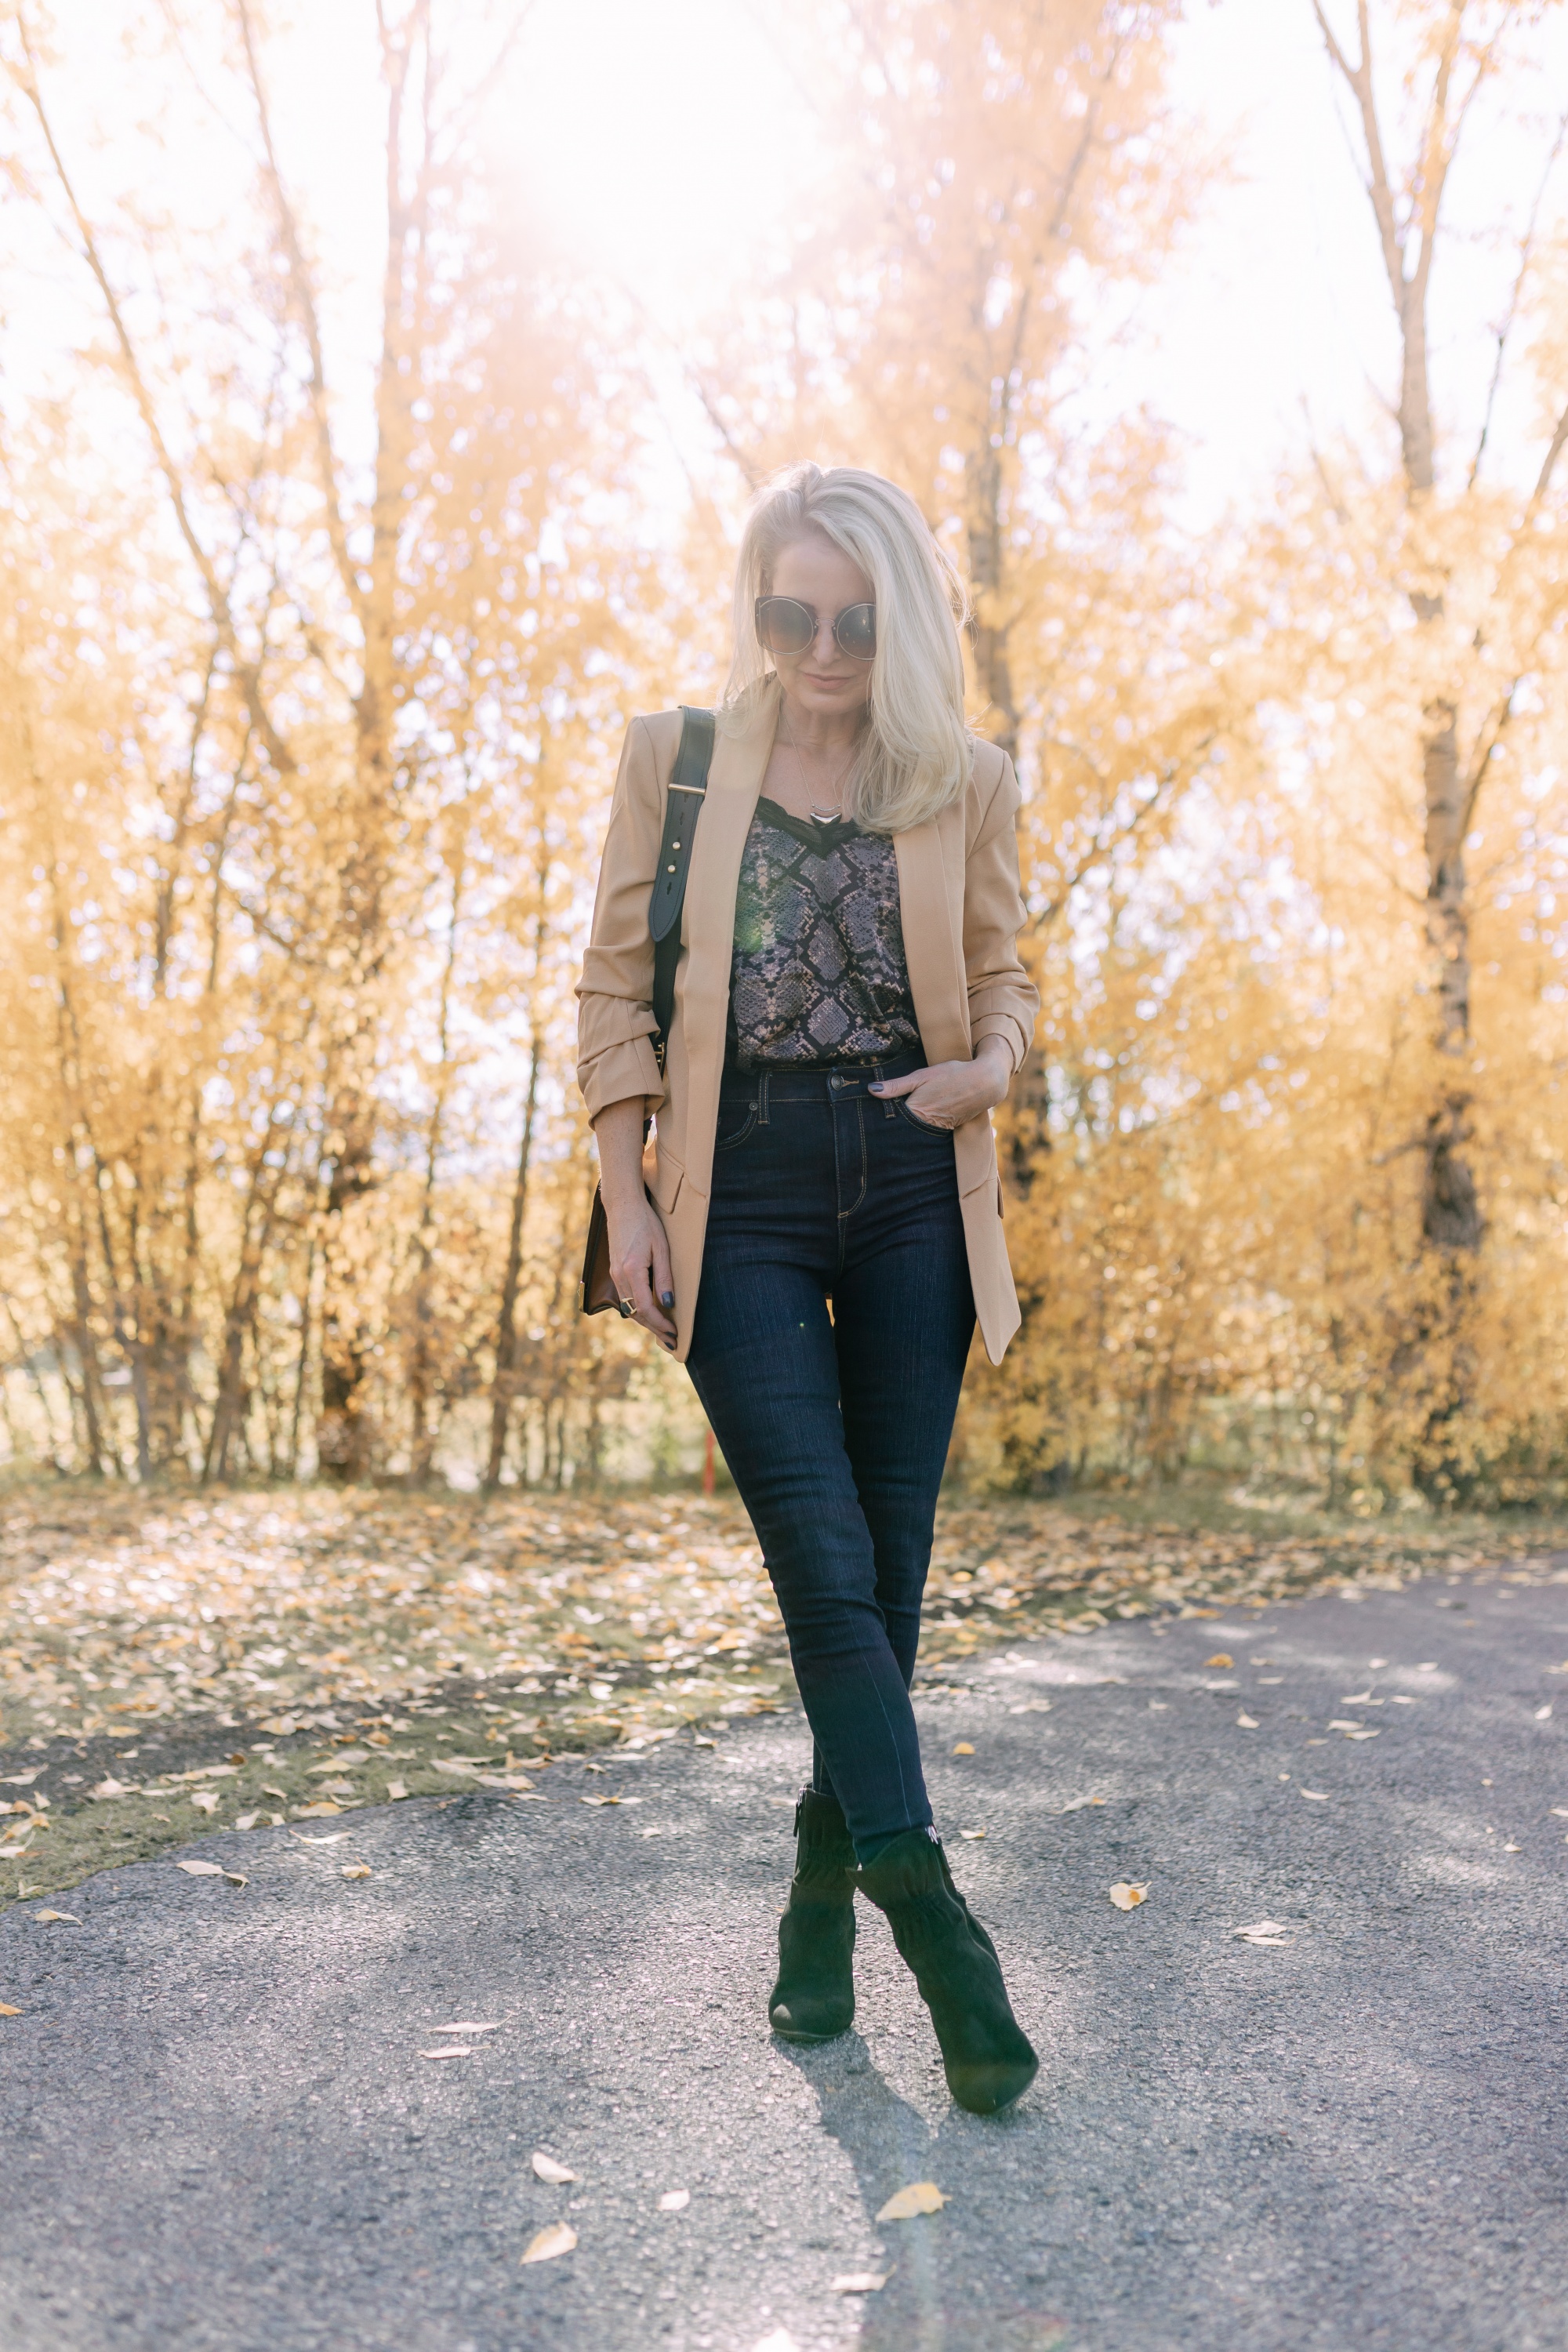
[1234,1921,1291,1946]
[521,2222,578,2264]
[292,1801,341,1819]
[952,1743,975,1755]
[876,2182,948,2222]
[421,2046,472,2059]
[0,2002,21,2015]
[532,2151,575,2183]
[959,1828,985,1840]
[31,1910,81,1924]
[658,2188,690,2211]
[831,2272,889,2292]
[387,1780,408,1800]
[176,1859,226,1877]
[1109,1882,1149,1910]
[1205,1653,1234,1668]
[1300,1788,1330,1801]
[1236,1712,1259,1729]
[341,1864,372,1880]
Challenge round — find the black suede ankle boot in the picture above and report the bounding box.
[856,1828,1038,2114]
[768,1786,857,2044]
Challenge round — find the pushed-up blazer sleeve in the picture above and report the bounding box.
[964,750,1038,1073]
[575,717,666,1120]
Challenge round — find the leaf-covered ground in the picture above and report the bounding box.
[1,1484,1563,1910]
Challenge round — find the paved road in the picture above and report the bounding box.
[2,1565,1566,2352]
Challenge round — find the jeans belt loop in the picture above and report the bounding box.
[758,1069,770,1126]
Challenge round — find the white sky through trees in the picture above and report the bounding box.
[500,0,1568,514]
[6,1,1565,519]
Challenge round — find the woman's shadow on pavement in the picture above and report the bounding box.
[775,2027,1071,2352]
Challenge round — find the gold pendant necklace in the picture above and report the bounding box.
[781,715,852,823]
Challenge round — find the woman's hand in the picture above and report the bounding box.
[593,1098,677,1348]
[607,1196,677,1346]
[869,1036,1013,1131]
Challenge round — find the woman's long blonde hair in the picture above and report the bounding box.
[720,463,973,835]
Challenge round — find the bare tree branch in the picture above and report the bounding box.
[232,0,363,625]
[1470,104,1568,488]
[11,15,295,776]
[1529,397,1568,512]
[426,0,540,170]
[1024,739,1215,934]
[1312,0,1407,318]
[1406,8,1471,327]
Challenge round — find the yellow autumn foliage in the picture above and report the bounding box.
[0,0,1563,1508]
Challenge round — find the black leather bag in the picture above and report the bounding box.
[580,706,716,1315]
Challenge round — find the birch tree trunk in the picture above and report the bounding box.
[1312,2,1482,1483]
[484,1038,541,1493]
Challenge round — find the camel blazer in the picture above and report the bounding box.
[575,681,1040,1365]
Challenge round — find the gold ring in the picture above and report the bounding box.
[618,1296,636,1319]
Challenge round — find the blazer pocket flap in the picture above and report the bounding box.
[648,1149,685,1218]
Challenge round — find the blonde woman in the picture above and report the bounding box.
[577,464,1040,2114]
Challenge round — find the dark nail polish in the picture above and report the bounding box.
[869,1083,885,1094]
[660,1291,674,1310]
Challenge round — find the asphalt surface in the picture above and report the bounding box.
[2,1565,1566,2352]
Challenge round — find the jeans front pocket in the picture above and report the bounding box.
[892,1097,953,1137]
[713,1098,758,1152]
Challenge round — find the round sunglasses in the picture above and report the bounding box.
[754,594,877,663]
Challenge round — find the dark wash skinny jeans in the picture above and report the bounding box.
[685,1047,975,1860]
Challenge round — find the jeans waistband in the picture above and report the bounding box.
[720,1047,925,1103]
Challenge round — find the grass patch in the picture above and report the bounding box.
[2,1481,1564,1910]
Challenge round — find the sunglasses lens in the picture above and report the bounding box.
[837,604,876,659]
[757,597,814,656]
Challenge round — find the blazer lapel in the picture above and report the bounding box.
[675,683,776,1186]
[895,799,970,1064]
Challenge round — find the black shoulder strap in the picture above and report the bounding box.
[649,705,715,1065]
